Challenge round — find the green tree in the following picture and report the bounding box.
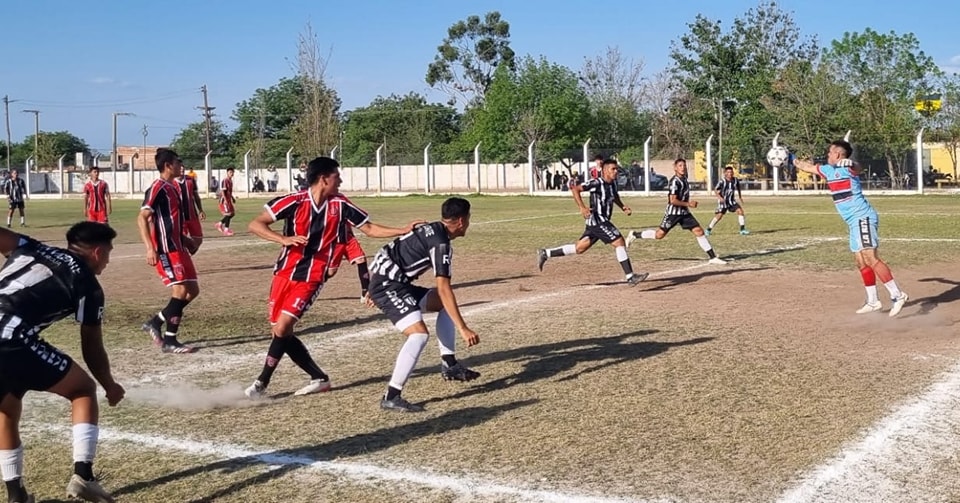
[231,77,303,168]
[580,46,652,149]
[341,93,460,166]
[19,131,90,169]
[425,11,516,107]
[823,29,942,185]
[289,22,341,159]
[169,120,234,167]
[466,57,590,163]
[930,74,960,179]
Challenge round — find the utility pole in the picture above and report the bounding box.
[21,109,40,170]
[112,112,134,174]
[3,96,17,171]
[198,85,215,154]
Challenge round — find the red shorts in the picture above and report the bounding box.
[155,250,198,287]
[87,210,108,224]
[183,219,203,238]
[219,199,235,216]
[268,275,324,324]
[329,237,366,270]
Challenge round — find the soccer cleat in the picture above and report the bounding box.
[889,292,909,317]
[293,378,332,396]
[161,342,197,354]
[855,301,882,314]
[441,362,481,382]
[537,249,548,272]
[626,272,649,286]
[705,228,712,236]
[141,322,163,346]
[708,257,727,265]
[214,222,224,234]
[624,230,637,248]
[245,380,266,399]
[224,228,235,237]
[380,396,425,412]
[66,474,115,503]
[739,229,750,235]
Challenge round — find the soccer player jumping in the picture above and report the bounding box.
[794,140,909,316]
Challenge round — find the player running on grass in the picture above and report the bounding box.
[537,158,648,286]
[706,166,749,236]
[793,140,909,316]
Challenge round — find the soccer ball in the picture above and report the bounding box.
[766,146,790,169]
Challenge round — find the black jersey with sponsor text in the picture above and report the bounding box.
[369,222,452,283]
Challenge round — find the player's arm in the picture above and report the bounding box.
[570,183,592,218]
[83,188,90,214]
[79,324,124,406]
[248,209,306,246]
[136,208,158,265]
[193,184,205,219]
[355,219,425,239]
[736,181,744,204]
[0,227,22,256]
[794,158,820,175]
[435,275,479,346]
[612,191,631,215]
[668,193,697,208]
[105,185,112,215]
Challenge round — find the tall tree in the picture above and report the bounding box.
[823,29,942,185]
[169,120,234,167]
[289,22,341,159]
[231,77,303,167]
[580,46,651,149]
[341,93,460,166]
[425,11,516,107]
[19,131,89,169]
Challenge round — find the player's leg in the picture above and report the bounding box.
[707,207,725,235]
[601,224,647,285]
[420,288,481,381]
[0,392,30,503]
[735,206,749,234]
[5,204,12,227]
[370,281,428,412]
[186,220,204,251]
[44,362,115,502]
[853,251,882,313]
[346,238,370,301]
[686,217,724,263]
[854,216,907,316]
[626,214,673,247]
[143,252,199,353]
[538,233,594,271]
[16,206,23,227]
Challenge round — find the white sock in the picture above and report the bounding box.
[883,280,902,299]
[388,333,429,390]
[72,423,98,463]
[436,309,456,358]
[708,217,719,229]
[5,217,9,226]
[738,215,745,227]
[19,217,23,225]
[696,235,713,253]
[640,229,657,239]
[865,285,879,304]
[0,445,23,481]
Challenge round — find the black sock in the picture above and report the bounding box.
[441,354,458,367]
[257,337,289,387]
[74,461,94,481]
[160,297,190,344]
[619,258,633,276]
[385,386,402,400]
[547,247,567,258]
[221,215,233,228]
[740,224,745,231]
[356,262,370,296]
[5,478,27,502]
[285,336,328,381]
[707,249,717,259]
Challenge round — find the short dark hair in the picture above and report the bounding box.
[724,166,734,171]
[226,167,235,173]
[305,157,340,185]
[441,197,471,220]
[593,154,604,161]
[831,140,853,159]
[155,148,181,172]
[602,159,619,168]
[674,158,686,165]
[66,222,117,247]
[88,166,99,173]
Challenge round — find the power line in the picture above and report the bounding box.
[16,88,199,109]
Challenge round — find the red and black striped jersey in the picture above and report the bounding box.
[176,176,201,221]
[141,179,184,253]
[83,180,110,213]
[219,177,233,202]
[266,191,370,282]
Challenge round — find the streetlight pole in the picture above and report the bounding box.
[112,112,134,173]
[21,109,40,170]
[3,96,19,171]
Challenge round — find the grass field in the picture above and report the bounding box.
[11,192,960,502]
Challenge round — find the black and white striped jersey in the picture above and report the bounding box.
[714,178,741,206]
[4,178,27,203]
[0,236,104,343]
[665,175,691,215]
[369,222,452,283]
[581,177,619,226]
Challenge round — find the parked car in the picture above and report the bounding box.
[616,167,668,190]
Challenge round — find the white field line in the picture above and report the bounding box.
[776,359,960,503]
[26,423,666,503]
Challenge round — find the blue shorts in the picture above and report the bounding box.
[848,215,878,252]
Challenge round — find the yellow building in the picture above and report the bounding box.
[924,142,959,179]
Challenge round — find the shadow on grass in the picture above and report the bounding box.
[110,399,537,502]
[906,277,960,317]
[583,266,769,291]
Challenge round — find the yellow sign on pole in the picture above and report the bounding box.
[915,93,942,116]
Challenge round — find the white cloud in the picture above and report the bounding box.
[938,55,960,76]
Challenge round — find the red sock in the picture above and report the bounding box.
[873,261,894,283]
[859,266,876,286]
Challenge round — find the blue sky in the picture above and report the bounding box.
[3,0,957,152]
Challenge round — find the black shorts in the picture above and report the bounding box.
[369,275,431,330]
[659,213,701,234]
[0,337,74,399]
[579,222,622,245]
[715,202,741,214]
[8,200,24,210]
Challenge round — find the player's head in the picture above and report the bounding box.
[601,159,619,183]
[724,166,734,180]
[441,197,471,238]
[226,167,235,178]
[66,221,117,275]
[674,158,687,177]
[155,148,183,177]
[593,154,604,165]
[828,140,853,165]
[306,156,341,192]
[9,169,17,178]
[89,166,100,181]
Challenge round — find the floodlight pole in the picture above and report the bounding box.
[643,136,651,194]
